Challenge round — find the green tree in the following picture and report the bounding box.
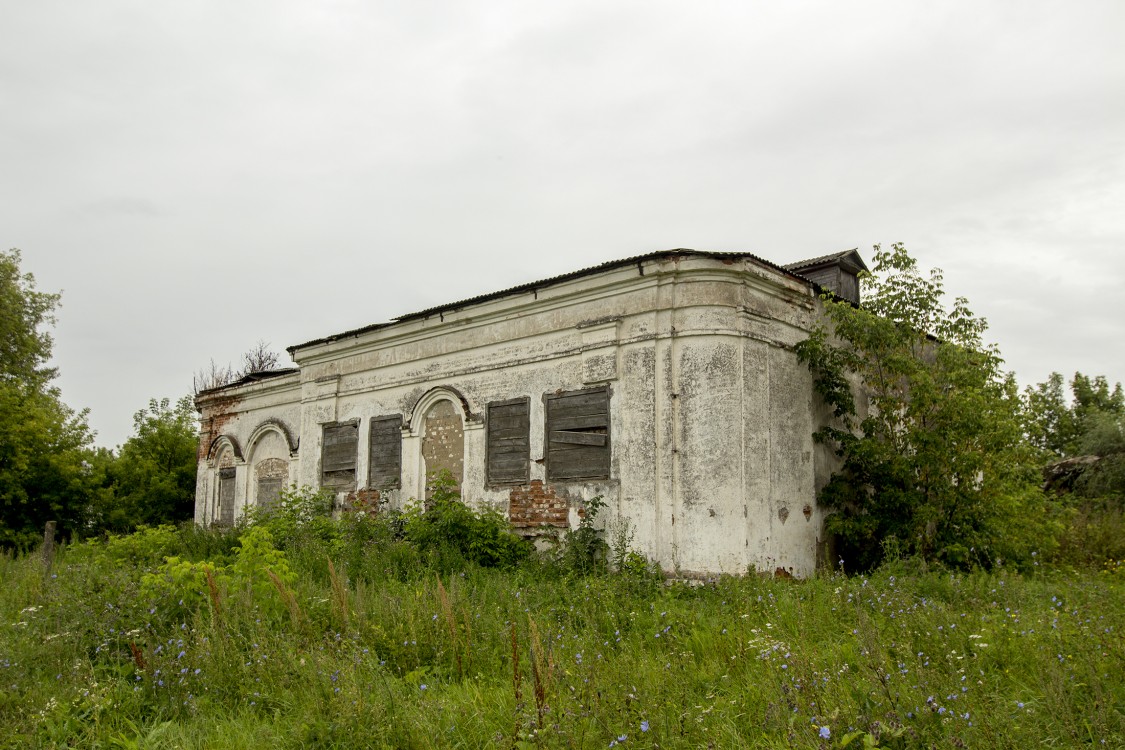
[796,243,1051,571]
[0,249,58,386]
[1022,372,1078,456]
[1025,372,1124,458]
[0,249,97,549]
[1068,375,1124,503]
[1025,372,1125,504]
[94,396,199,532]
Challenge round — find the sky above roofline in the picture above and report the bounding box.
[4,1,1122,447]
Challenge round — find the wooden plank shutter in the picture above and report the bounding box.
[488,398,530,484]
[321,422,358,489]
[218,467,236,525]
[546,387,610,480]
[256,477,283,510]
[368,416,402,489]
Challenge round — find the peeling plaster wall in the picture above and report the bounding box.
[193,255,838,576]
[194,374,301,526]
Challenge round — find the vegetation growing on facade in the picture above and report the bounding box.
[796,245,1097,571]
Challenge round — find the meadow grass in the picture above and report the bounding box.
[0,527,1121,749]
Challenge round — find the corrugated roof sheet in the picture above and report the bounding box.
[288,248,820,353]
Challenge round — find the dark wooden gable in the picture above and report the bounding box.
[785,249,868,305]
[487,398,530,484]
[546,387,610,481]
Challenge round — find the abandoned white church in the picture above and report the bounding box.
[194,249,867,577]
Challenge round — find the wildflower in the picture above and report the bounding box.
[640,720,649,732]
[420,684,428,691]
[819,726,831,739]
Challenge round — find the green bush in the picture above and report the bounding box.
[244,484,338,550]
[403,471,530,571]
[3,514,1124,748]
[556,495,608,575]
[138,526,298,626]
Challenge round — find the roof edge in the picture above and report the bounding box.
[288,248,816,354]
[194,367,300,399]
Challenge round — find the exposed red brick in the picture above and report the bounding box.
[509,481,570,536]
[346,488,382,515]
[196,393,241,462]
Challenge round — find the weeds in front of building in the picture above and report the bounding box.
[2,479,1121,749]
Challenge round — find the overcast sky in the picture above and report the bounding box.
[3,0,1123,448]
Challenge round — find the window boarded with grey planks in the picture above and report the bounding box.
[218,467,236,526]
[368,416,402,489]
[255,458,288,510]
[256,478,283,510]
[546,387,610,481]
[321,421,358,490]
[487,398,530,484]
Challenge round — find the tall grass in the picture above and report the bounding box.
[0,520,1121,749]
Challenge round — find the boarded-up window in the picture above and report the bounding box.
[218,467,236,526]
[546,387,610,481]
[368,416,402,489]
[255,458,288,511]
[488,398,530,484]
[257,478,283,510]
[321,421,358,490]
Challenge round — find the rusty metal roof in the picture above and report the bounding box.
[784,248,869,273]
[288,248,821,354]
[195,367,299,398]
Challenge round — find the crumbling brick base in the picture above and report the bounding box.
[346,488,382,515]
[509,481,570,537]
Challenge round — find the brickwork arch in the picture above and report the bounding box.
[407,386,474,434]
[206,434,243,466]
[246,418,298,457]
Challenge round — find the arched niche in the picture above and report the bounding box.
[246,419,295,509]
[408,386,471,500]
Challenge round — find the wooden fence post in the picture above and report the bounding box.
[41,520,56,569]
